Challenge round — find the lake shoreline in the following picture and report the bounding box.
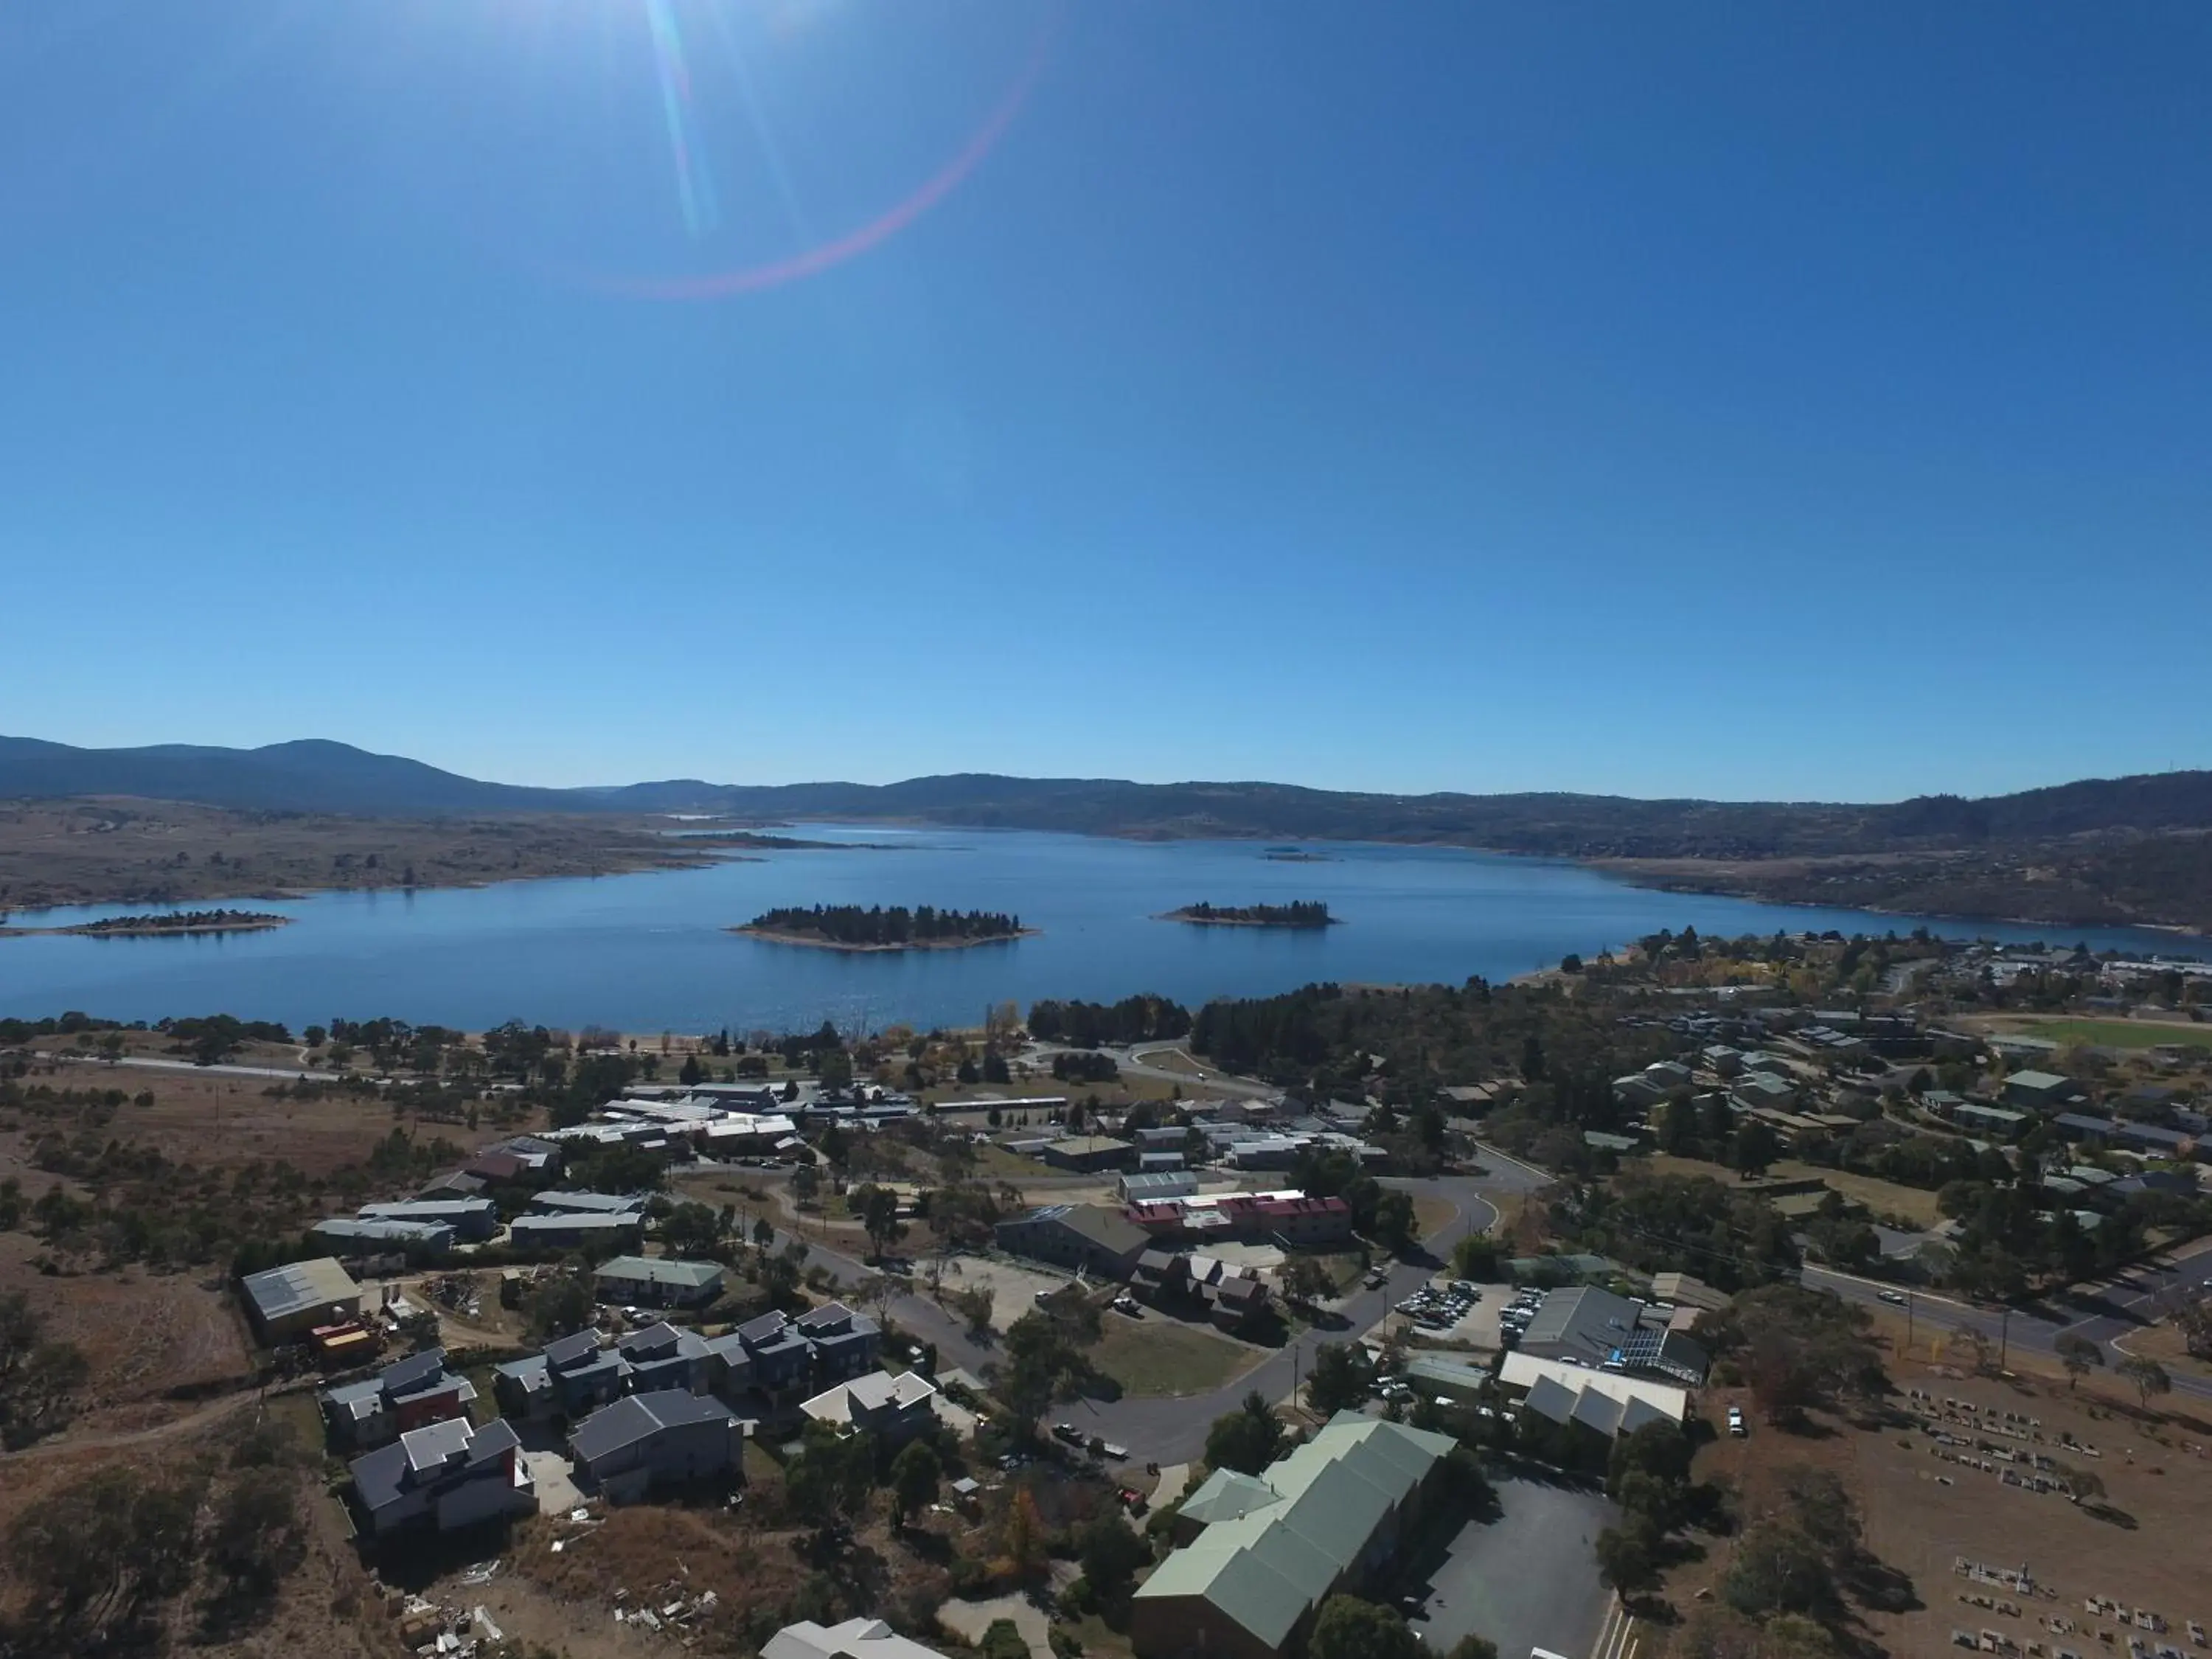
[1154,909,1339,928]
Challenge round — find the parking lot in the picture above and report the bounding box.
[1394,1278,1523,1352]
[1403,1475,1615,1659]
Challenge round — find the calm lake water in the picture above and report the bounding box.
[0,825,2195,1034]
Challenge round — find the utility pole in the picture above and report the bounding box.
[1905,1289,1915,1356]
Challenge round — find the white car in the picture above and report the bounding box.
[1877,1290,1908,1307]
[1727,1405,1747,1437]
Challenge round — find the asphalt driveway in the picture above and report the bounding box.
[1404,1474,1615,1659]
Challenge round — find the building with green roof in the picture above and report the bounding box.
[1133,1413,1455,1659]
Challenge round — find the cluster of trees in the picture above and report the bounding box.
[1567,1172,1800,1293]
[1928,1173,2209,1298]
[993,1295,1107,1433]
[65,909,284,934]
[1189,980,1666,1134]
[1288,1147,1419,1251]
[1593,1421,1730,1603]
[1694,1285,1882,1426]
[1310,1595,1496,1659]
[1172,901,1334,927]
[1026,995,1192,1048]
[156,1012,291,1065]
[6,1419,308,1649]
[747,905,1024,945]
[1050,1050,1119,1084]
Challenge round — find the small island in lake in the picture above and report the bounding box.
[731,904,1034,951]
[1262,846,1335,863]
[1160,900,1338,928]
[0,908,292,939]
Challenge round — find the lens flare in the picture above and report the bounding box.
[592,6,1054,302]
[643,0,720,237]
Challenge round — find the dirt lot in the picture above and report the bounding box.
[0,1231,253,1435]
[1669,1360,2212,1658]
[931,1256,1074,1330]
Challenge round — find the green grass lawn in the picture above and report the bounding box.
[2005,1018,2210,1051]
[1091,1318,1262,1398]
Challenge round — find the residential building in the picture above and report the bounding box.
[568,1389,742,1502]
[240,1256,363,1343]
[509,1211,644,1252]
[1132,1250,1273,1332]
[528,1190,648,1217]
[1215,1194,1353,1246]
[1647,1273,1729,1313]
[2053,1114,2203,1159]
[1120,1170,1200,1203]
[1949,1102,2030,1138]
[620,1320,714,1394]
[593,1255,726,1308]
[801,1368,939,1446]
[358,1198,499,1242]
[995,1204,1151,1279]
[319,1348,475,1451]
[709,1303,882,1405]
[1132,1414,1455,1659]
[1611,1074,1667,1110]
[765,1618,950,1659]
[494,1328,630,1421]
[1731,1073,1798,1113]
[2003,1070,2081,1111]
[1041,1135,1137,1173]
[311,1216,457,1252]
[347,1416,533,1537]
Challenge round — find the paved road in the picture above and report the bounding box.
[32,1049,346,1082]
[1806,1247,2212,1403]
[1014,1040,1276,1099]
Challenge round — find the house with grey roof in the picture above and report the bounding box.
[312,1216,458,1252]
[994,1204,1150,1280]
[358,1197,499,1242]
[319,1347,475,1451]
[347,1416,534,1537]
[491,1320,712,1422]
[593,1254,726,1308]
[568,1388,742,1502]
[509,1211,644,1253]
[529,1189,647,1217]
[1133,1414,1455,1659]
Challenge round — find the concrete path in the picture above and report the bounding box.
[938,1595,1053,1659]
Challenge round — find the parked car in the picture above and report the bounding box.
[1877,1290,1908,1307]
[1727,1405,1747,1437]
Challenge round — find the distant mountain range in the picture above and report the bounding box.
[3,734,2208,860]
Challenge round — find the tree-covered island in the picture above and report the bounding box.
[1160,900,1338,928]
[731,903,1033,950]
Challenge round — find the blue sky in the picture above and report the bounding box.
[3,2,2207,803]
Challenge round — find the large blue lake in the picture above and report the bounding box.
[0,826,2194,1033]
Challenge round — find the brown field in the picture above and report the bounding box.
[4,1051,433,1177]
[0,797,742,911]
[1658,1335,2212,1658]
[1641,1152,1946,1228]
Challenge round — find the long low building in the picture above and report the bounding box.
[1133,1414,1455,1659]
[1498,1351,1688,1440]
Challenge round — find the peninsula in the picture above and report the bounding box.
[1161,900,1338,928]
[0,907,291,939]
[731,903,1034,951]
